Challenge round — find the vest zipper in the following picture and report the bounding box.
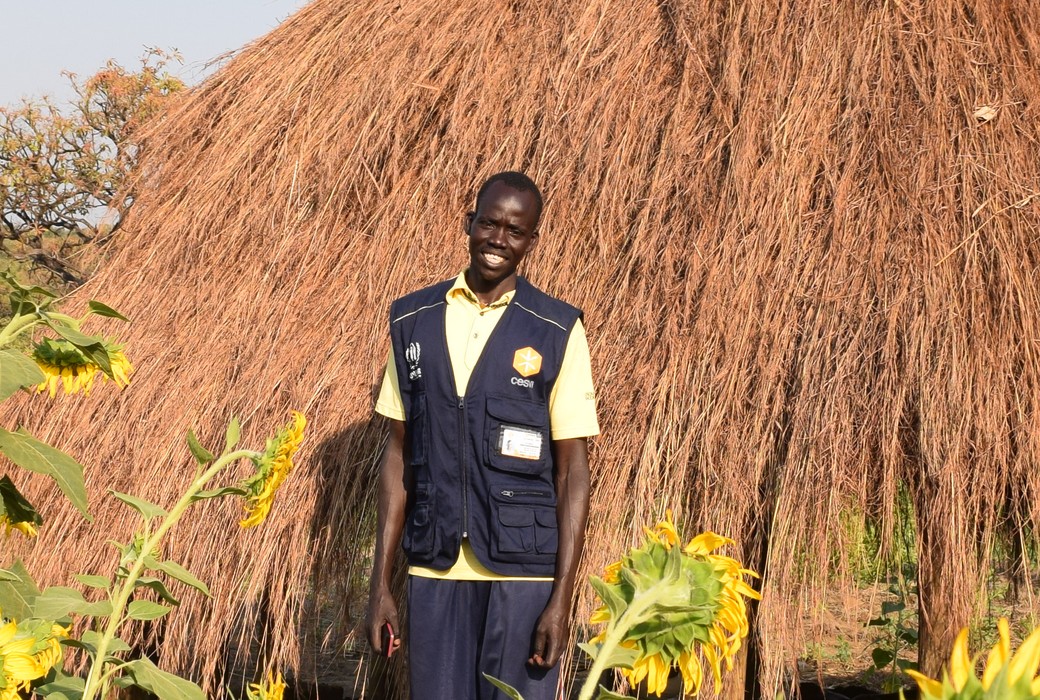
[458,396,468,539]
[500,489,550,498]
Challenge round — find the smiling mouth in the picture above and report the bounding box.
[481,251,507,265]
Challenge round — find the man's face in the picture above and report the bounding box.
[465,182,540,287]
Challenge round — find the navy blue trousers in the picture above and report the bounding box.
[407,576,561,700]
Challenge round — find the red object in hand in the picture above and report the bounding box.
[382,622,396,657]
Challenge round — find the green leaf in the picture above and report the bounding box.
[896,659,918,671]
[61,637,98,655]
[872,648,895,669]
[32,586,83,617]
[190,485,247,502]
[33,586,113,618]
[122,658,206,700]
[578,641,639,670]
[0,568,18,581]
[80,629,132,653]
[43,320,112,374]
[482,673,526,700]
[578,641,600,661]
[110,490,167,520]
[0,428,90,518]
[661,540,683,582]
[589,575,628,622]
[144,556,211,597]
[0,559,41,619]
[867,617,889,627]
[898,628,919,645]
[127,599,172,620]
[1,272,56,298]
[87,300,130,322]
[35,674,86,700]
[596,686,633,700]
[74,574,111,590]
[0,349,45,401]
[135,577,180,606]
[0,474,42,527]
[186,429,214,464]
[225,417,241,452]
[881,601,905,616]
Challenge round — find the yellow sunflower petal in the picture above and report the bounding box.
[684,531,733,556]
[678,651,703,695]
[2,650,45,682]
[949,627,971,691]
[650,509,680,547]
[983,618,1012,689]
[645,653,671,695]
[1009,625,1040,686]
[703,642,723,693]
[0,621,18,646]
[906,669,944,698]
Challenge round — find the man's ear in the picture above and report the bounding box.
[529,228,540,250]
[463,211,474,234]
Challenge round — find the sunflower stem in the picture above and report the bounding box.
[576,589,661,700]
[81,448,259,700]
[0,311,39,347]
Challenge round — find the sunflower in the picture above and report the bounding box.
[246,672,287,700]
[587,510,761,697]
[0,616,66,699]
[240,412,306,528]
[33,338,133,397]
[907,618,1040,699]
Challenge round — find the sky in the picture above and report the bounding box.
[0,0,310,107]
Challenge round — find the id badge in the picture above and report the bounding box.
[498,425,543,460]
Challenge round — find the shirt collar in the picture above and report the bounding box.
[446,271,515,309]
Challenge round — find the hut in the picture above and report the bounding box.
[7,0,1040,696]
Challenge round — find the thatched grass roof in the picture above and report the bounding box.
[7,0,1040,696]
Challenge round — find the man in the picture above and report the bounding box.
[366,171,599,699]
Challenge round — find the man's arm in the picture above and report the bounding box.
[529,437,591,668]
[366,418,408,656]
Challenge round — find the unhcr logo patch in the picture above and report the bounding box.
[406,342,422,381]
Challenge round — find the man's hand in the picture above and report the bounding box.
[366,583,402,657]
[528,597,569,668]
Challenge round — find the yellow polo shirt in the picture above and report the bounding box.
[375,272,599,580]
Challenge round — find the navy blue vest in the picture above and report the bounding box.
[389,276,582,576]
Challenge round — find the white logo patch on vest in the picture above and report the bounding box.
[406,342,422,381]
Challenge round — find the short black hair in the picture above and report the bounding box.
[475,171,544,222]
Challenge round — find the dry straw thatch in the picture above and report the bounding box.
[6,0,1040,696]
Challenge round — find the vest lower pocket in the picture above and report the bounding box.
[489,489,558,563]
[403,482,436,555]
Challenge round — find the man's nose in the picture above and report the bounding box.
[487,226,508,246]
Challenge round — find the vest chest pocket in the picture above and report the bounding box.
[490,489,558,563]
[484,394,550,476]
[403,482,436,556]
